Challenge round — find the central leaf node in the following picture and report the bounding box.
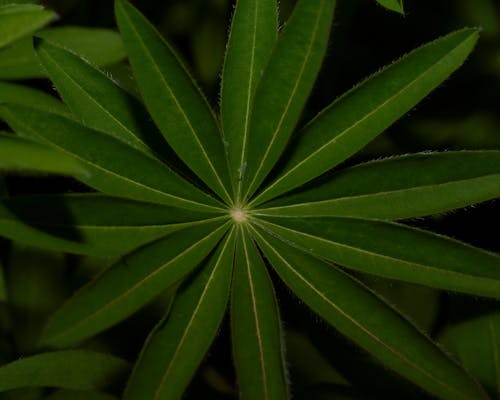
[230,208,248,223]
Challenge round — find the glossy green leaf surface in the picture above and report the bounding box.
[220,0,277,201]
[260,151,500,219]
[440,312,500,398]
[253,28,479,205]
[231,228,288,400]
[256,217,500,297]
[0,194,214,256]
[115,0,232,204]
[124,230,235,400]
[41,220,229,347]
[0,27,125,80]
[0,104,222,212]
[0,134,86,176]
[35,39,156,155]
[0,82,67,114]
[242,0,335,201]
[0,350,129,392]
[252,227,488,400]
[0,4,55,49]
[375,0,404,14]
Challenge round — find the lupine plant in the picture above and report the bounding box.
[0,0,499,399]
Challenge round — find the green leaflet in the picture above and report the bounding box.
[40,220,230,347]
[35,38,161,156]
[0,1,39,6]
[0,194,215,256]
[115,0,232,204]
[252,227,488,400]
[252,28,480,206]
[0,350,129,392]
[256,217,500,298]
[242,0,335,201]
[124,229,235,400]
[0,104,223,212]
[45,390,117,400]
[220,0,278,201]
[259,151,500,219]
[0,27,125,80]
[0,134,86,176]
[0,82,68,114]
[231,227,288,400]
[0,4,55,49]
[375,0,404,14]
[440,312,500,398]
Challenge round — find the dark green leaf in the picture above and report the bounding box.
[0,194,215,256]
[252,227,488,400]
[0,4,55,49]
[0,105,223,212]
[0,350,129,392]
[255,217,500,297]
[253,29,480,205]
[440,312,500,398]
[375,0,404,14]
[115,0,232,203]
[45,390,117,400]
[231,227,288,399]
[124,229,235,400]
[259,151,500,219]
[0,82,68,114]
[41,220,230,347]
[242,0,335,201]
[220,0,278,201]
[34,38,160,155]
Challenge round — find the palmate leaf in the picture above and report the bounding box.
[259,151,500,219]
[231,227,288,400]
[256,217,500,298]
[251,227,488,400]
[40,220,230,347]
[252,28,479,206]
[0,350,129,392]
[220,0,278,201]
[0,4,55,49]
[0,194,215,256]
[242,0,335,201]
[115,0,232,204]
[0,104,222,212]
[124,229,235,400]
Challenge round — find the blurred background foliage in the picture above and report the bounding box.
[0,0,499,399]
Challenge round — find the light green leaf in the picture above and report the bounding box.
[440,312,500,398]
[259,151,500,219]
[0,105,223,212]
[231,227,288,399]
[36,26,126,67]
[115,0,232,204]
[0,350,129,392]
[252,227,488,400]
[0,27,125,80]
[0,4,55,49]
[0,1,39,5]
[375,0,404,14]
[0,82,67,114]
[242,0,335,201]
[40,220,230,347]
[220,0,278,201]
[252,29,480,206]
[0,194,215,256]
[255,217,500,298]
[0,133,86,176]
[34,38,160,156]
[45,390,117,400]
[124,229,235,400]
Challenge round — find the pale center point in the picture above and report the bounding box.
[230,207,248,223]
